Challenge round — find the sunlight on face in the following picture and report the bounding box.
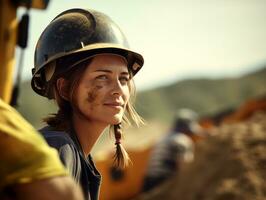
[73,54,130,125]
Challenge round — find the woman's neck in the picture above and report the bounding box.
[72,113,108,157]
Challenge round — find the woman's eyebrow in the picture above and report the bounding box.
[94,69,112,73]
[94,69,129,75]
[121,72,129,76]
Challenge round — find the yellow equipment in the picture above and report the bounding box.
[0,0,49,104]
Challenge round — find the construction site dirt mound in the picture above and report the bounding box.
[134,111,266,200]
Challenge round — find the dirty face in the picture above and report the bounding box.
[72,54,130,125]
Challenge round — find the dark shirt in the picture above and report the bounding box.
[39,126,101,200]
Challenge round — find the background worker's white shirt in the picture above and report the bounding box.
[145,132,194,178]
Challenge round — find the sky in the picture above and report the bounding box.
[17,0,266,91]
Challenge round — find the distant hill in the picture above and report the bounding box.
[17,67,266,127]
[135,67,266,122]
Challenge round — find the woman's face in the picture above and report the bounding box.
[72,54,130,125]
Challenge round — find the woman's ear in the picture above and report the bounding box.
[56,78,69,101]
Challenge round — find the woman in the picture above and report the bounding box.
[31,8,144,200]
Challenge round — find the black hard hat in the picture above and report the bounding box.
[31,8,144,97]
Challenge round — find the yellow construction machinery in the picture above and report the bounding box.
[0,0,49,104]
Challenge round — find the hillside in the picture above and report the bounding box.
[17,66,266,128]
[136,67,266,122]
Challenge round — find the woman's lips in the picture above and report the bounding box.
[104,102,124,109]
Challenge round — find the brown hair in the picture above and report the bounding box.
[44,57,144,168]
[43,59,90,130]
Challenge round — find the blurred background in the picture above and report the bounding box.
[14,0,266,147]
[2,0,266,200]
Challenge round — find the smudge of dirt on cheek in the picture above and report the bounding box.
[87,85,103,104]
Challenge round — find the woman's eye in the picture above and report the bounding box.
[96,75,108,80]
[119,77,129,84]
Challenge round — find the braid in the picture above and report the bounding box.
[113,123,130,168]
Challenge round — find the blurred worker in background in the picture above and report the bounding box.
[142,108,206,192]
[0,98,84,200]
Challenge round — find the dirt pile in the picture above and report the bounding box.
[134,111,266,200]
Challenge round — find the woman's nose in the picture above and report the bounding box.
[111,79,123,96]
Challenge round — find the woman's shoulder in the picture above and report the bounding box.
[39,126,82,180]
[39,126,75,149]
